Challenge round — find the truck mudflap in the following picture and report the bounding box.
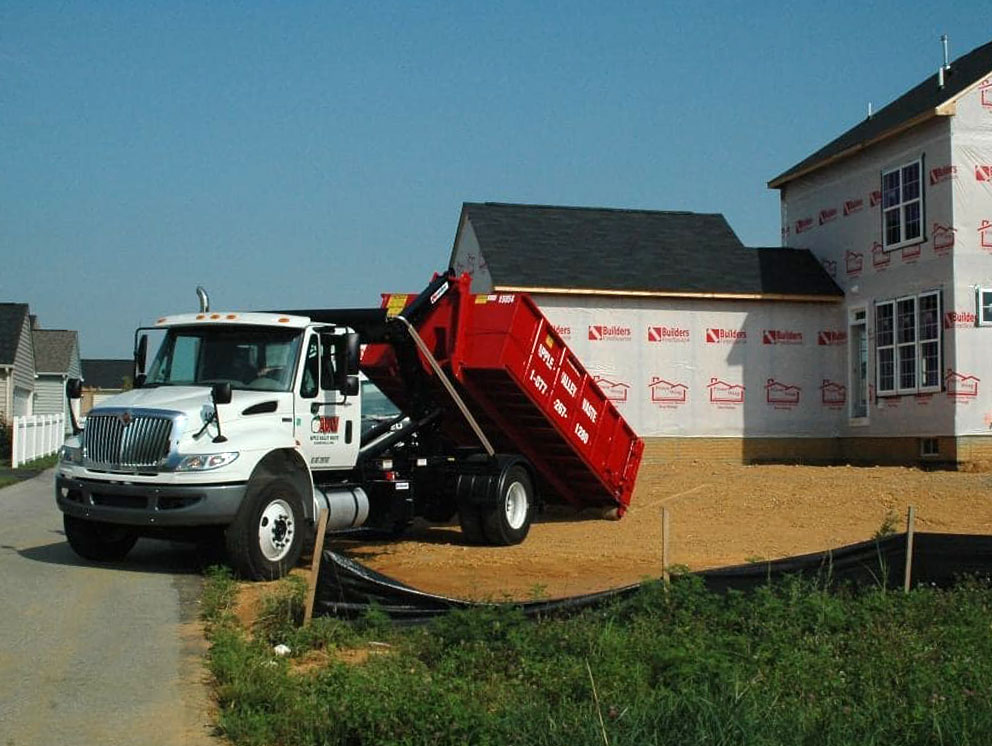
[362,273,643,514]
[55,474,247,527]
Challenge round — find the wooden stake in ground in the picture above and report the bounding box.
[303,507,330,626]
[661,507,671,584]
[903,505,916,594]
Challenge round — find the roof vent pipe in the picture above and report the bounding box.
[196,286,210,313]
[867,101,872,119]
[941,34,949,70]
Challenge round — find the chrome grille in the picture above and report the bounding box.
[83,413,174,469]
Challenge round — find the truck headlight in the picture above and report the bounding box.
[60,445,82,464]
[177,452,239,471]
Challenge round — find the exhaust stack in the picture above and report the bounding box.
[195,286,210,313]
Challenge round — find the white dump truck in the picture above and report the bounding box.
[56,272,642,579]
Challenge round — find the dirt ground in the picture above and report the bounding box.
[326,461,992,601]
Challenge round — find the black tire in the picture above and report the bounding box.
[457,504,487,544]
[482,465,534,545]
[225,479,305,580]
[64,515,138,562]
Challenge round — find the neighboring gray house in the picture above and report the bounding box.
[769,38,992,465]
[33,329,82,431]
[0,303,36,421]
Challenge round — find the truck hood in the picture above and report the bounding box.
[89,386,290,426]
[94,386,219,413]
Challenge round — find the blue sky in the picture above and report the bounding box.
[2,1,989,357]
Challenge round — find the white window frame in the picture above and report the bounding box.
[874,291,941,397]
[917,291,941,393]
[978,287,992,326]
[894,295,917,395]
[875,300,896,396]
[881,158,924,251]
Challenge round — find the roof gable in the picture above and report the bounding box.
[770,39,992,188]
[34,329,79,374]
[0,303,30,366]
[455,202,842,299]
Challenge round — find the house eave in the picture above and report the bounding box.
[493,285,843,303]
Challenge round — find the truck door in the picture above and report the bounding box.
[296,330,360,471]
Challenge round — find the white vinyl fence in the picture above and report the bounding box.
[11,414,65,468]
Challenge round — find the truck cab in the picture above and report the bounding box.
[57,312,370,578]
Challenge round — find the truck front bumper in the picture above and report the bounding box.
[56,474,248,527]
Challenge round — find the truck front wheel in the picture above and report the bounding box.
[482,465,534,545]
[225,479,305,580]
[64,515,138,562]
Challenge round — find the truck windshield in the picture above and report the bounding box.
[145,326,303,392]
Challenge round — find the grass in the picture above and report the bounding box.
[0,453,60,489]
[202,569,992,746]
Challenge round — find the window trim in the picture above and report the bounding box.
[977,287,992,327]
[881,157,925,251]
[874,290,942,397]
[875,300,896,397]
[917,290,941,394]
[895,295,918,395]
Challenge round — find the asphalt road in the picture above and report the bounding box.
[0,471,217,745]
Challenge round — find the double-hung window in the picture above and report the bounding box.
[881,159,923,249]
[875,290,941,396]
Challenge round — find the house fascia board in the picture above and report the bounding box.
[493,285,843,303]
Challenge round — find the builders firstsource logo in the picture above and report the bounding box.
[817,330,847,346]
[588,325,631,341]
[762,329,803,345]
[944,311,977,329]
[647,325,689,343]
[705,328,746,344]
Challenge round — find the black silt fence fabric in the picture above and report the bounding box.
[313,533,992,623]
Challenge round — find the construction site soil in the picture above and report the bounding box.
[326,461,992,601]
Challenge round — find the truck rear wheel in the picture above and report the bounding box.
[482,465,533,545]
[64,515,138,562]
[225,479,305,580]
[457,505,487,544]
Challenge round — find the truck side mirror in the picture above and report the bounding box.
[342,374,359,397]
[211,382,232,405]
[345,332,360,375]
[66,378,83,400]
[333,332,362,392]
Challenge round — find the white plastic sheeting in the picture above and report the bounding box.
[949,76,992,435]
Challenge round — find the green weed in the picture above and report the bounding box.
[202,570,992,745]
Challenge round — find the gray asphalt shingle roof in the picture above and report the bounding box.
[34,329,78,373]
[770,39,992,187]
[81,359,133,389]
[0,304,30,366]
[457,203,842,298]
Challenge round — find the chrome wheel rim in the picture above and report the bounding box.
[258,499,295,562]
[505,481,528,530]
